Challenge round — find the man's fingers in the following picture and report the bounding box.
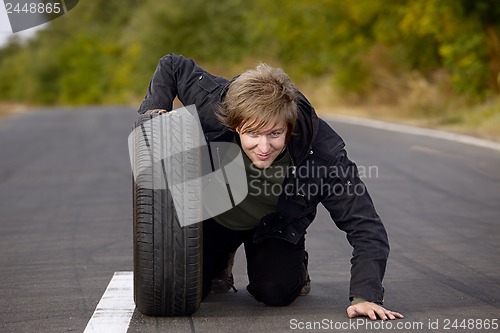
[378,309,404,321]
[346,306,358,318]
[390,311,404,319]
[147,109,167,115]
[347,303,404,321]
[375,307,387,320]
[368,309,378,321]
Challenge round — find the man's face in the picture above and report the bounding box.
[237,122,287,169]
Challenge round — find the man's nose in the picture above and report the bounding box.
[258,136,271,153]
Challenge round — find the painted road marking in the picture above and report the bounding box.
[84,272,135,333]
[327,115,500,152]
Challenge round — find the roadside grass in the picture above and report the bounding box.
[435,99,500,141]
[316,102,500,143]
[0,103,29,120]
[301,78,500,143]
[316,99,500,142]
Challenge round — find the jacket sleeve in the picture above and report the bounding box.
[137,54,217,114]
[321,149,389,304]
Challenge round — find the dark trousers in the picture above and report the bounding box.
[202,218,306,306]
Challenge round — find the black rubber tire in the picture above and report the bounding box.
[132,113,203,316]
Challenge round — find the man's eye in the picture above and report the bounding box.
[270,131,283,137]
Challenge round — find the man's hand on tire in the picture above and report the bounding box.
[145,109,167,115]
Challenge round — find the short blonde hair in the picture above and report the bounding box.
[218,64,298,141]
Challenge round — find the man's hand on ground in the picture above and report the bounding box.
[347,301,404,321]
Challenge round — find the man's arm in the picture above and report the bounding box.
[138,54,217,114]
[321,149,402,319]
[323,149,389,303]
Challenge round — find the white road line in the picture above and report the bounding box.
[84,272,135,333]
[326,115,500,152]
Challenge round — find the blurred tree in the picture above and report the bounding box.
[459,0,500,94]
[121,0,250,96]
[395,0,492,99]
[0,0,497,105]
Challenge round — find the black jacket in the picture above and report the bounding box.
[138,54,390,303]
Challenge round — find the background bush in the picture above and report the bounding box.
[0,0,498,112]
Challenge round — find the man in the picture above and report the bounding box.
[138,54,403,320]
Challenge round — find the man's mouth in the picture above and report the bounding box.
[255,152,271,161]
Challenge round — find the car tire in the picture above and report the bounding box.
[132,113,203,316]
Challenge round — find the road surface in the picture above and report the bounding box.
[0,107,499,332]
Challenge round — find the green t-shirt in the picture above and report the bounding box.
[213,149,291,230]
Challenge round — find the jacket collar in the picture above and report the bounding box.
[288,91,319,165]
[218,75,239,103]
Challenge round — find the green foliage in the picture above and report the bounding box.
[120,0,250,93]
[0,0,497,105]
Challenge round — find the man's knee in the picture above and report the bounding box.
[247,280,300,306]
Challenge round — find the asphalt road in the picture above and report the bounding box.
[0,107,499,333]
